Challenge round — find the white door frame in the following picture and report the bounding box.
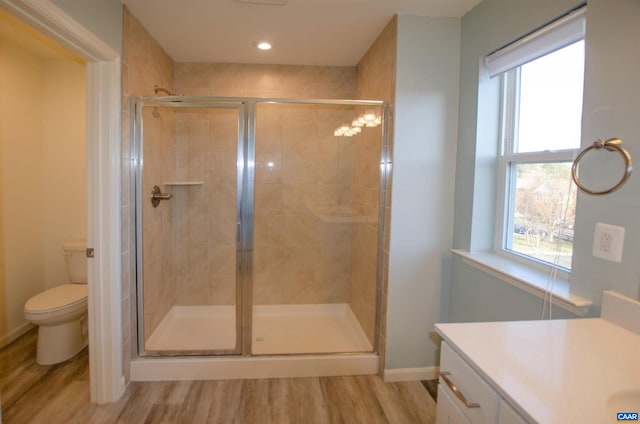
[0,0,125,403]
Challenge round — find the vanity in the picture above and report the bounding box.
[435,291,640,423]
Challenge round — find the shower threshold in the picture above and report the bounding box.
[144,303,372,354]
[133,303,378,381]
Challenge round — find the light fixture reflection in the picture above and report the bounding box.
[256,41,272,50]
[333,111,382,138]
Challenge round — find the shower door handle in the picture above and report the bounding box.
[151,185,173,208]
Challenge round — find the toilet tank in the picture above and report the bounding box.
[63,240,87,283]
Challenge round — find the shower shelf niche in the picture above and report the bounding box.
[162,181,204,186]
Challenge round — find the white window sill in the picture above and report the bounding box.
[451,249,592,316]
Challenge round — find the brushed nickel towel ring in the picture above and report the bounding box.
[571,138,633,195]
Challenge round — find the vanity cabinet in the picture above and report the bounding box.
[437,341,527,424]
[435,296,640,423]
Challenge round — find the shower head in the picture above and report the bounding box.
[154,85,181,96]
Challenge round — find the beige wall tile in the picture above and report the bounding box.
[123,7,175,352]
[209,275,237,305]
[209,215,237,245]
[254,183,283,216]
[350,16,397,346]
[255,152,282,184]
[254,245,283,276]
[174,63,219,89]
[254,215,283,246]
[281,245,315,279]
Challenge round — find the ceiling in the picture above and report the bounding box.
[121,0,482,67]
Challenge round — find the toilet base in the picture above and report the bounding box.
[36,316,87,365]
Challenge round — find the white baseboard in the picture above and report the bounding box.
[383,366,439,382]
[0,322,33,349]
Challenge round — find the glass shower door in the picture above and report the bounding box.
[251,101,384,355]
[135,98,245,356]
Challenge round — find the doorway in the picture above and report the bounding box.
[0,0,124,403]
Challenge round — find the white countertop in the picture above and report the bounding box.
[435,318,640,423]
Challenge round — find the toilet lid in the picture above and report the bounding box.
[25,284,87,313]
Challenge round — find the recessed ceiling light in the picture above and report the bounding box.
[255,41,272,50]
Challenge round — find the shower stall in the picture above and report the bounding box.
[131,95,388,379]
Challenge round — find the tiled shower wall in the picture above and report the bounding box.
[252,103,356,305]
[140,107,175,338]
[354,17,397,365]
[174,63,355,99]
[173,65,359,306]
[169,108,239,306]
[122,8,174,379]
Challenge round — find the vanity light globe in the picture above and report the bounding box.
[363,111,377,122]
[256,41,272,50]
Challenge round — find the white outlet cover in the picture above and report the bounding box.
[593,223,625,263]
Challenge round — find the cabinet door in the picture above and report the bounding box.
[436,384,471,424]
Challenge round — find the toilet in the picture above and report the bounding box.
[24,240,88,365]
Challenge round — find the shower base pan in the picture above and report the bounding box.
[145,303,372,354]
[132,303,378,381]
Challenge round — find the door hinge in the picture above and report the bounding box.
[86,248,95,258]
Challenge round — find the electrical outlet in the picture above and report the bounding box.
[593,223,625,263]
[600,232,611,252]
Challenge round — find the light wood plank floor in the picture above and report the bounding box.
[1,329,437,423]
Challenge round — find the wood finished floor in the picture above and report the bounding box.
[1,329,437,423]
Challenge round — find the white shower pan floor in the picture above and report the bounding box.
[145,305,236,351]
[253,303,372,354]
[145,303,372,354]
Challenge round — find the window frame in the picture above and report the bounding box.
[494,66,580,275]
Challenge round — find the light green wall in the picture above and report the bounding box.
[51,0,123,54]
[450,0,640,322]
[449,256,577,322]
[569,0,640,307]
[385,15,460,369]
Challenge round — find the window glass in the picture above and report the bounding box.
[516,41,585,153]
[509,163,577,269]
[500,41,584,270]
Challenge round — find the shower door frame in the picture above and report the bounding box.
[133,96,248,357]
[133,96,390,358]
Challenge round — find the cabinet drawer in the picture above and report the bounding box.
[436,384,472,424]
[439,341,499,424]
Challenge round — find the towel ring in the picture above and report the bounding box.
[571,138,632,195]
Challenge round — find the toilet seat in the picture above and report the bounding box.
[25,284,87,315]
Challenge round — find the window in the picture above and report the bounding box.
[490,7,585,270]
